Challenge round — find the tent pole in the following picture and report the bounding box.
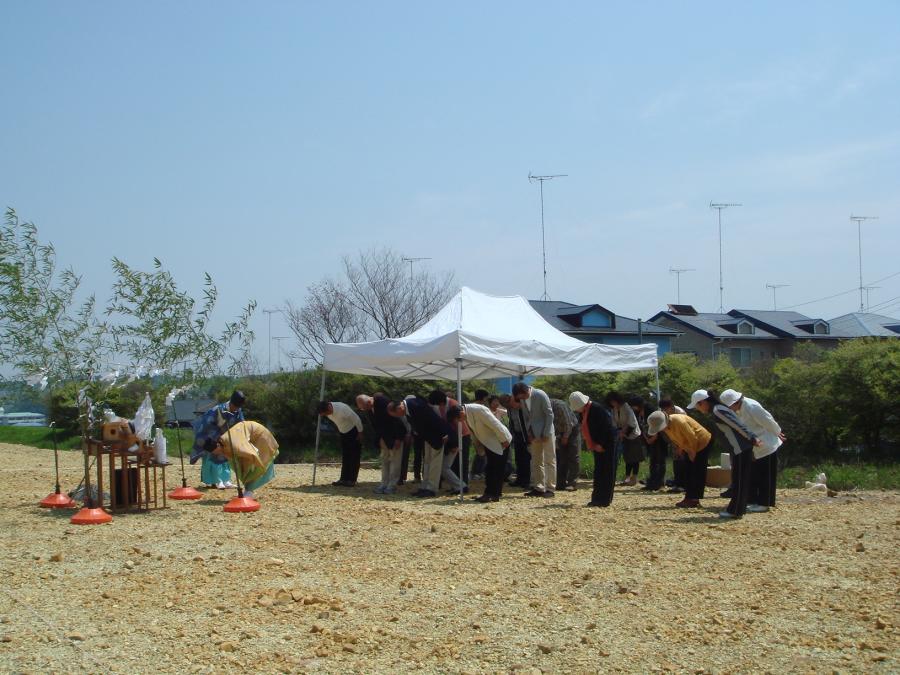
[456,358,464,502]
[654,363,661,402]
[312,368,327,486]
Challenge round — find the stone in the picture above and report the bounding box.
[50,553,63,563]
[220,641,237,652]
[124,560,135,569]
[538,643,553,654]
[67,631,86,641]
[855,543,866,552]
[257,597,274,608]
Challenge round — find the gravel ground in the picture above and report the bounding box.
[1,442,897,674]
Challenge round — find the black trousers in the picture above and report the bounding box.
[726,449,753,517]
[685,441,711,500]
[646,441,667,490]
[590,449,616,506]
[484,447,509,498]
[338,429,362,484]
[512,431,531,487]
[624,461,640,477]
[750,451,777,507]
[673,457,688,488]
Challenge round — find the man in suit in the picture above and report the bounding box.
[448,403,512,502]
[387,396,450,498]
[551,397,581,491]
[569,391,616,507]
[512,382,556,497]
[356,393,406,495]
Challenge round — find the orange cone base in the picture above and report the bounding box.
[70,507,113,525]
[40,492,76,508]
[169,486,203,500]
[223,496,260,513]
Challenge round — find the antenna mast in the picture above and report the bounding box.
[529,172,567,300]
[710,202,742,312]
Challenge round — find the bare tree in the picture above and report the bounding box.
[285,247,455,365]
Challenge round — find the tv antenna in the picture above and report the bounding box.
[765,283,789,310]
[401,256,431,280]
[710,202,742,312]
[850,215,878,312]
[669,267,695,304]
[529,172,567,300]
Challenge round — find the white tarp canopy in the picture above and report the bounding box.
[322,286,658,380]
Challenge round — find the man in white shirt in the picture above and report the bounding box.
[448,403,512,502]
[318,401,364,487]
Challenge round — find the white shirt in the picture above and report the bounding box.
[327,402,363,434]
[735,397,782,459]
[464,404,512,455]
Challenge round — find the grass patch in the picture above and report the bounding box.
[0,426,82,450]
[779,462,900,491]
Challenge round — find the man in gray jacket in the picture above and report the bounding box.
[551,398,581,491]
[513,383,556,497]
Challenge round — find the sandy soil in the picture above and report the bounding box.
[0,442,897,674]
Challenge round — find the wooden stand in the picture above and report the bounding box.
[85,438,168,512]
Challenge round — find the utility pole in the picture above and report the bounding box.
[765,283,789,310]
[262,308,283,374]
[529,172,567,300]
[401,256,431,280]
[669,267,695,304]
[272,337,291,372]
[850,215,878,312]
[710,202,741,312]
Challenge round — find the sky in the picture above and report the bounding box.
[2,1,899,370]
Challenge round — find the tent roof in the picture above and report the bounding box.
[323,287,658,380]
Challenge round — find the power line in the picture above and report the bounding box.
[780,271,900,310]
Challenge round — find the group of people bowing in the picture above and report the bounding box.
[317,382,784,519]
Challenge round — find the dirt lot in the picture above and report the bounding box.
[0,443,897,674]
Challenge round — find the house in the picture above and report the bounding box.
[649,305,845,366]
[826,312,900,338]
[529,300,681,356]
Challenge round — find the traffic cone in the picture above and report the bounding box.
[169,478,203,500]
[71,507,113,525]
[223,495,260,513]
[40,488,76,508]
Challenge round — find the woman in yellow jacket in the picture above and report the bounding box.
[646,410,713,508]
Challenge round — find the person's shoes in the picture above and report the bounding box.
[373,485,387,494]
[541,490,555,498]
[243,490,254,499]
[223,481,235,488]
[638,479,647,485]
[624,476,637,487]
[332,480,345,486]
[397,479,406,486]
[615,480,628,486]
[666,487,685,494]
[418,489,436,498]
[720,488,734,498]
[343,481,357,487]
[586,501,607,507]
[524,489,546,497]
[446,487,469,495]
[641,485,660,491]
[747,504,770,513]
[474,495,499,503]
[675,498,700,508]
[564,485,577,492]
[718,510,739,519]
[216,481,226,489]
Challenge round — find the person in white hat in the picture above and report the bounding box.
[568,391,617,507]
[645,407,713,508]
[720,389,785,512]
[688,389,761,519]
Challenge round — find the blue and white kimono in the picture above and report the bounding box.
[190,402,244,485]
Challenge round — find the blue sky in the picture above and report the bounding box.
[2,1,899,368]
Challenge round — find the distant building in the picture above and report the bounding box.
[650,305,843,366]
[529,300,680,356]
[826,312,900,338]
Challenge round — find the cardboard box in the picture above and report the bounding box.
[705,466,731,488]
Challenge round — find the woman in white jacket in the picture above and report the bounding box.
[720,389,786,512]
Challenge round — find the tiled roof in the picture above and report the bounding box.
[649,311,780,339]
[729,310,842,339]
[827,312,900,337]
[530,300,680,336]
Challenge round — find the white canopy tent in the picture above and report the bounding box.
[313,287,660,489]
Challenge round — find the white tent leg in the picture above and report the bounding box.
[312,369,327,486]
[456,358,464,502]
[654,364,661,403]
